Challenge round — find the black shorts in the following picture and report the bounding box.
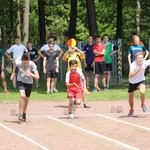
[85,64,93,72]
[46,70,56,78]
[94,62,106,74]
[106,63,112,71]
[18,81,32,97]
[128,80,145,93]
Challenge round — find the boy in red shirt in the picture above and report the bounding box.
[65,60,85,119]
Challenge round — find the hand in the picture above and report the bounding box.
[72,82,78,87]
[10,72,15,80]
[25,69,32,77]
[137,66,142,72]
[33,59,37,63]
[43,69,46,74]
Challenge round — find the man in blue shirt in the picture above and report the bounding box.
[128,36,149,66]
[83,35,94,91]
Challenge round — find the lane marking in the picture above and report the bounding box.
[47,115,140,150]
[0,123,50,150]
[96,114,150,132]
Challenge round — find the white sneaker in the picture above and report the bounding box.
[53,88,58,92]
[68,113,74,119]
[50,89,53,94]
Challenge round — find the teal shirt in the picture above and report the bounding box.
[0,48,5,66]
[104,42,113,64]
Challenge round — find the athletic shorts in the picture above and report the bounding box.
[46,70,56,78]
[68,88,83,99]
[128,80,145,93]
[85,64,93,72]
[94,61,106,74]
[18,81,32,97]
[106,63,112,71]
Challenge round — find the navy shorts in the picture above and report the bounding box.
[46,70,56,78]
[85,64,93,72]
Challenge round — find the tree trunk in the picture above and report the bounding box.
[16,0,21,37]
[23,0,30,44]
[116,0,122,39]
[136,0,141,36]
[38,0,46,45]
[68,0,77,39]
[86,0,98,37]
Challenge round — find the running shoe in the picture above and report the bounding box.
[92,87,97,93]
[68,113,74,119]
[141,104,148,112]
[53,88,58,93]
[128,109,134,117]
[50,89,54,94]
[18,114,26,121]
[83,104,91,108]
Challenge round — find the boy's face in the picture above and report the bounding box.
[22,60,29,68]
[136,54,144,66]
[95,37,101,44]
[88,36,93,43]
[27,42,32,49]
[70,64,77,71]
[133,36,140,44]
[103,36,109,43]
[49,44,54,51]
[15,38,21,45]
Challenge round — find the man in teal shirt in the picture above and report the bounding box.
[103,34,119,89]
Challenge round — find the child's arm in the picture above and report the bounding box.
[55,57,59,73]
[66,82,78,88]
[129,66,141,78]
[43,57,46,73]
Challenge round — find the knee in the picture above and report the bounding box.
[76,99,81,105]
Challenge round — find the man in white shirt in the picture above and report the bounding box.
[128,52,149,116]
[5,35,28,89]
[38,36,63,92]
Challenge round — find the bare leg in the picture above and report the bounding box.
[50,78,54,93]
[94,74,98,88]
[22,97,29,114]
[54,78,57,89]
[35,79,39,88]
[101,74,106,87]
[128,91,135,110]
[139,84,145,106]
[68,98,74,113]
[13,74,17,88]
[106,71,111,87]
[46,78,50,93]
[85,71,90,89]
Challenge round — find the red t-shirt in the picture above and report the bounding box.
[65,70,85,91]
[93,44,105,62]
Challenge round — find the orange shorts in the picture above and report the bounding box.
[68,88,82,99]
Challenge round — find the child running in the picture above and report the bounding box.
[11,54,39,121]
[128,52,149,116]
[65,60,85,119]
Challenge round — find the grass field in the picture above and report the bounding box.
[1,79,150,103]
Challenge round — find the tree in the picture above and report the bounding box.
[16,0,21,37]
[116,0,122,39]
[68,0,77,38]
[86,0,98,37]
[23,0,30,44]
[136,0,141,36]
[38,0,46,45]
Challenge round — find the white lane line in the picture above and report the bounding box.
[47,115,140,150]
[95,114,150,132]
[0,123,50,150]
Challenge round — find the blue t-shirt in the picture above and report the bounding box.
[83,44,94,65]
[128,44,147,62]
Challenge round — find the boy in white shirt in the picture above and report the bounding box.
[128,52,149,116]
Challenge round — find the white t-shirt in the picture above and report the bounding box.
[41,44,61,52]
[129,60,150,84]
[7,44,28,60]
[16,59,37,84]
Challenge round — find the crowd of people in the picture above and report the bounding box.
[0,33,149,120]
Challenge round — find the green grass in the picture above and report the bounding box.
[1,80,150,103]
